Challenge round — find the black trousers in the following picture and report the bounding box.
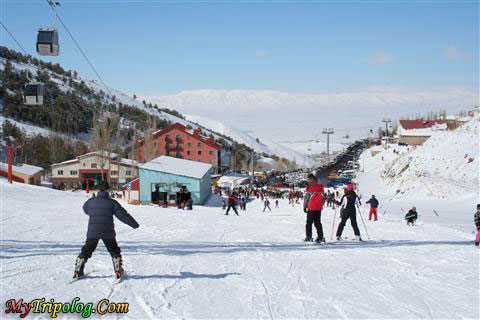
[336,210,361,237]
[79,238,121,259]
[226,205,239,215]
[306,210,323,239]
[263,204,271,212]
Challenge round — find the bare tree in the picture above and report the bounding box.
[143,116,157,162]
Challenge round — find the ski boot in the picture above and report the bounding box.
[315,237,326,244]
[304,237,313,242]
[336,236,342,241]
[355,236,363,242]
[73,256,86,279]
[475,241,479,247]
[112,256,124,279]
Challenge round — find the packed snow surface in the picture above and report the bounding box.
[1,179,477,319]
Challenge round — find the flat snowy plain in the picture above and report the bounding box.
[1,179,478,319]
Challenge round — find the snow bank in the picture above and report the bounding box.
[382,117,479,199]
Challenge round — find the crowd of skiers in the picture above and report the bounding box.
[74,177,480,280]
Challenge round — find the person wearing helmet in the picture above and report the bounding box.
[303,174,325,243]
[335,185,362,241]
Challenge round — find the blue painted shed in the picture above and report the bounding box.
[139,156,212,205]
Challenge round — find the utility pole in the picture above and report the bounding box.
[382,118,391,149]
[322,128,334,163]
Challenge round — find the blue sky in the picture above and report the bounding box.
[1,0,478,95]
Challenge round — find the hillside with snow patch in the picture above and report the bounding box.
[357,117,479,200]
[279,140,346,156]
[1,53,312,166]
[185,114,315,167]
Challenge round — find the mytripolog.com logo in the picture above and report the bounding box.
[5,297,129,318]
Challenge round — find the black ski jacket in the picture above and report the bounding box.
[474,210,480,228]
[337,190,361,214]
[405,210,418,221]
[83,191,139,239]
[366,197,379,208]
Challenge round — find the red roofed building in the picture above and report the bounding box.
[397,119,449,146]
[135,123,221,169]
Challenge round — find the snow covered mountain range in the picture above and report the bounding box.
[141,88,477,143]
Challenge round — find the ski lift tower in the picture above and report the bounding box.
[382,118,391,149]
[322,128,334,163]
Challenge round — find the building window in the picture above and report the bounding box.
[197,150,202,155]
[83,163,85,167]
[70,170,77,175]
[208,150,214,155]
[176,134,180,138]
[126,170,132,176]
[91,163,97,168]
[197,142,202,147]
[111,171,118,175]
[187,150,191,155]
[57,170,63,175]
[187,142,192,147]
[198,159,202,162]
[187,158,192,161]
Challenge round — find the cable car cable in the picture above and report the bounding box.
[44,0,113,97]
[0,22,29,56]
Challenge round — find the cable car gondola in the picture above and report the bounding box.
[36,27,59,56]
[23,83,44,105]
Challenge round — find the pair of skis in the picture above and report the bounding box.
[69,271,126,285]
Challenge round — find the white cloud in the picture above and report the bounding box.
[255,50,271,57]
[445,45,467,60]
[367,51,396,65]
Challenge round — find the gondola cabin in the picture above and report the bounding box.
[36,28,59,56]
[23,83,44,106]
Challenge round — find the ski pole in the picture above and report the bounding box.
[357,204,370,240]
[331,206,337,240]
[433,210,439,217]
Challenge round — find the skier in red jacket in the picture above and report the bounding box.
[303,174,325,243]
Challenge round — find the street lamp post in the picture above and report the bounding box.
[322,128,334,163]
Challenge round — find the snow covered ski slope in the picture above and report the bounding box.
[1,180,478,319]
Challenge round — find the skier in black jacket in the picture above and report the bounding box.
[405,207,418,226]
[73,181,139,279]
[366,195,379,221]
[335,186,362,241]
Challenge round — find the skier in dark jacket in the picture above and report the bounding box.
[74,181,139,279]
[335,185,362,241]
[263,198,271,212]
[474,204,480,246]
[225,192,239,216]
[366,195,379,221]
[405,207,418,226]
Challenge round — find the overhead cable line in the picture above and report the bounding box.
[45,0,113,96]
[0,21,29,55]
